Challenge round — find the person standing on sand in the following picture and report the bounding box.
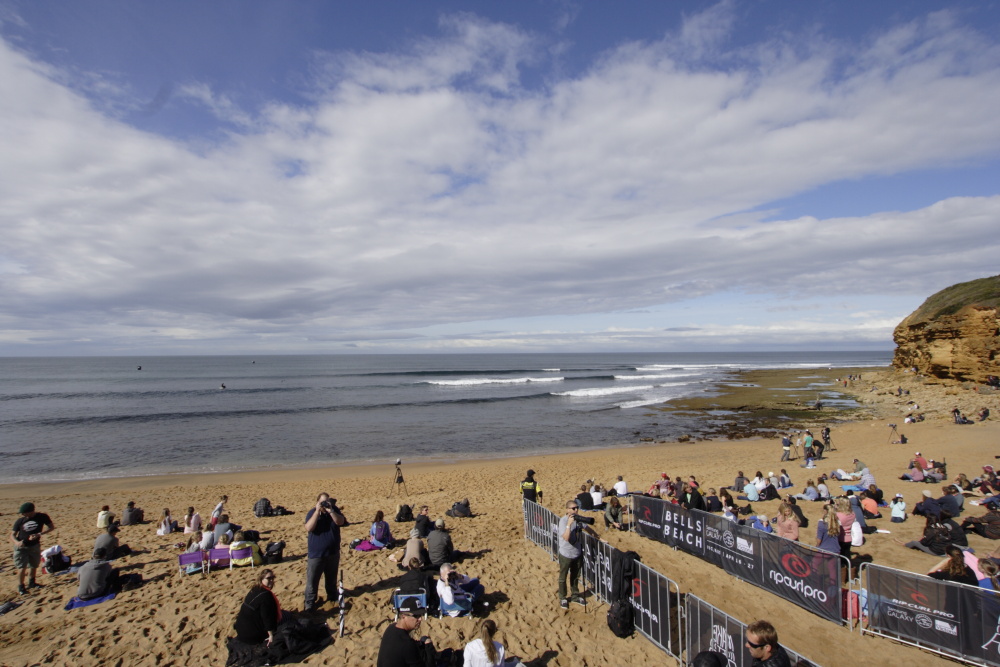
[556,500,595,609]
[520,470,542,504]
[303,492,346,613]
[11,502,55,596]
[780,434,791,462]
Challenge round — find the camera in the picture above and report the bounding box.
[887,423,897,428]
[575,515,595,526]
[448,571,461,583]
[320,499,339,512]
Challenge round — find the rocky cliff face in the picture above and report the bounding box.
[892,275,1000,382]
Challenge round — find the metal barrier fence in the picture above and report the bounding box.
[860,561,1000,667]
[633,561,683,657]
[685,594,818,666]
[522,498,558,560]
[632,494,851,624]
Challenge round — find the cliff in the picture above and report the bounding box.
[892,275,1000,382]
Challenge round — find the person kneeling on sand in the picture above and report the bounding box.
[605,497,627,531]
[77,547,121,601]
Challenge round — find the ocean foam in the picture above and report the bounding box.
[427,377,564,386]
[553,385,655,397]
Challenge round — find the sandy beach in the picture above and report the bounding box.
[1,366,998,666]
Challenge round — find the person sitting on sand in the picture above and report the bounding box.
[738,480,759,502]
[793,480,820,502]
[859,491,881,519]
[955,473,974,492]
[399,556,439,610]
[233,569,283,648]
[590,484,606,510]
[437,563,484,617]
[428,519,456,567]
[414,506,433,539]
[389,529,430,570]
[368,510,394,549]
[649,473,672,496]
[77,547,122,600]
[749,514,773,534]
[937,485,964,517]
[605,497,626,531]
[213,514,241,543]
[463,618,520,667]
[230,531,264,567]
[774,503,800,541]
[913,491,944,520]
[759,479,780,501]
[890,494,907,523]
[730,471,748,492]
[898,516,956,556]
[576,485,595,511]
[704,489,723,513]
[96,506,115,529]
[777,470,793,489]
[183,507,201,534]
[961,502,1000,539]
[679,483,707,511]
[751,472,767,493]
[927,545,979,586]
[900,465,926,482]
[612,476,628,497]
[816,476,831,500]
[785,497,808,528]
[93,524,129,560]
[156,508,178,536]
[719,489,736,512]
[120,501,144,526]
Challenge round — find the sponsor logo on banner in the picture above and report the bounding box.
[708,624,738,667]
[766,552,827,602]
[887,606,914,623]
[933,619,957,636]
[916,613,933,629]
[629,579,659,625]
[736,536,754,555]
[636,501,663,533]
[888,596,956,620]
[662,506,703,550]
[705,523,756,570]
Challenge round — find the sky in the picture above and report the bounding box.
[1,1,999,356]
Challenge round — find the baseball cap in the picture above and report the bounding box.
[915,452,921,456]
[922,490,932,498]
[409,528,420,539]
[18,502,34,514]
[398,597,427,616]
[527,469,535,476]
[985,466,995,473]
[435,518,445,528]
[894,493,903,499]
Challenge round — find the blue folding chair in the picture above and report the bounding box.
[391,587,428,621]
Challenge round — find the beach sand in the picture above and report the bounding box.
[1,367,997,666]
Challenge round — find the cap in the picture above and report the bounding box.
[435,518,445,528]
[922,490,932,498]
[18,502,35,514]
[397,597,427,616]
[768,472,774,477]
[108,524,120,533]
[661,473,668,479]
[985,466,995,473]
[895,493,903,498]
[527,469,535,476]
[915,452,921,456]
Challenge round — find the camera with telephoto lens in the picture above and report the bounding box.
[574,515,595,526]
[320,499,339,512]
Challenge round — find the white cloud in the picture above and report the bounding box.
[0,8,998,353]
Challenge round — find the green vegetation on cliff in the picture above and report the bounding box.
[905,275,1000,323]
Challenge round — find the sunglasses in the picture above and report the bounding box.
[745,638,766,649]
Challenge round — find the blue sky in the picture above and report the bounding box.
[1,1,999,355]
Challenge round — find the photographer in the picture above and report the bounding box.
[303,492,346,613]
[11,502,55,596]
[557,500,595,609]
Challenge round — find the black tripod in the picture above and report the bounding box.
[387,464,408,498]
[887,424,900,444]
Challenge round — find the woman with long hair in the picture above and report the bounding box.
[369,510,393,549]
[183,506,201,534]
[156,508,178,536]
[815,505,841,554]
[463,618,508,666]
[834,498,856,558]
[774,502,800,541]
[233,568,283,647]
[605,497,626,531]
[719,488,735,512]
[927,545,978,586]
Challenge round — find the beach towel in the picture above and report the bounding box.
[65,592,117,610]
[352,538,381,551]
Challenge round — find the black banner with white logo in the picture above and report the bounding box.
[866,563,1000,666]
[522,499,558,559]
[632,495,842,623]
[686,594,818,667]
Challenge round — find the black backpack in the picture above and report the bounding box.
[264,541,285,564]
[253,498,273,518]
[44,552,72,574]
[395,504,414,522]
[607,599,634,638]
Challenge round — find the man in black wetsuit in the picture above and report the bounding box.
[376,597,436,667]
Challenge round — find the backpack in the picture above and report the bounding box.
[253,498,273,518]
[43,553,72,574]
[264,541,285,564]
[242,529,262,543]
[607,599,634,638]
[395,504,414,522]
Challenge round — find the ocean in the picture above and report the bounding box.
[0,352,890,483]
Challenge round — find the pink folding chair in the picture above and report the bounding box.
[177,550,206,577]
[206,547,231,572]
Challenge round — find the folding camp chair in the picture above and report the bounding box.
[177,550,206,577]
[228,546,256,570]
[206,547,231,572]
[391,587,428,621]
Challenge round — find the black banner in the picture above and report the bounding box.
[522,499,558,559]
[632,560,678,654]
[686,594,818,667]
[867,564,1000,666]
[581,531,615,603]
[632,495,842,623]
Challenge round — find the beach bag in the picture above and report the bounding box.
[607,599,634,638]
[253,498,273,518]
[43,552,72,574]
[264,541,285,564]
[395,504,413,522]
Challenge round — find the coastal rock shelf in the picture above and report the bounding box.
[892,275,1000,383]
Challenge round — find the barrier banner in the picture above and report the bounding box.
[581,531,615,603]
[632,561,678,655]
[866,563,1000,666]
[633,495,843,623]
[758,531,841,622]
[522,499,558,559]
[686,594,818,667]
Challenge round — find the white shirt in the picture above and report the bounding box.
[463,638,505,667]
[590,490,603,506]
[613,480,628,496]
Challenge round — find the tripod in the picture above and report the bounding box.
[387,464,408,498]
[887,424,900,444]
